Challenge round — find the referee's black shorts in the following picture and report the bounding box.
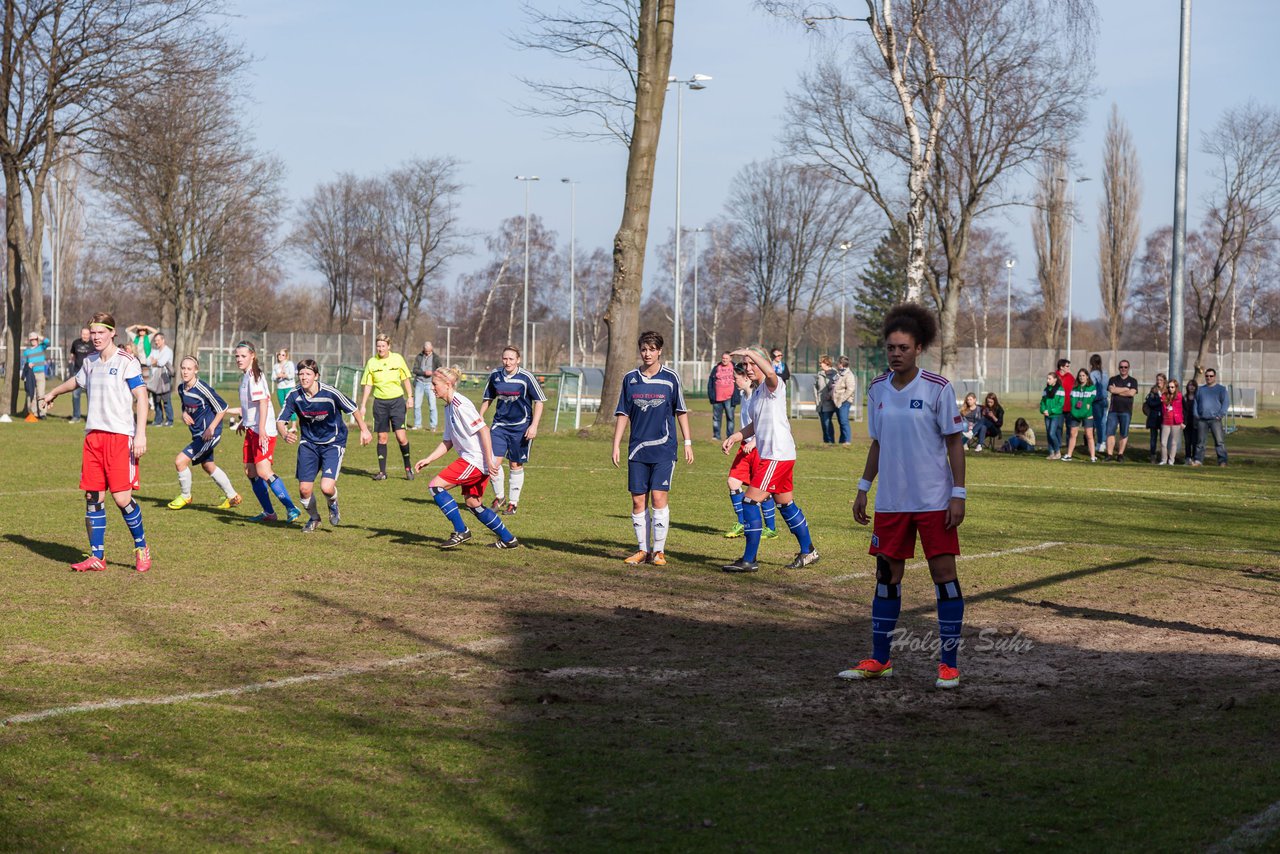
[373,397,407,432]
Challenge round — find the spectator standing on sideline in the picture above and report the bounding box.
[1088,354,1109,438]
[272,347,296,412]
[833,356,858,444]
[21,332,51,418]
[1181,380,1199,466]
[359,333,415,481]
[68,327,94,423]
[1143,373,1167,463]
[973,392,1004,452]
[1159,378,1184,465]
[126,324,156,368]
[1194,367,1230,467]
[1064,368,1097,462]
[147,332,174,427]
[707,351,739,442]
[1103,359,1139,462]
[815,355,838,444]
[412,341,440,431]
[1055,358,1074,448]
[770,348,791,385]
[1039,372,1065,459]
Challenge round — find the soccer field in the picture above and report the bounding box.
[1,404,1278,851]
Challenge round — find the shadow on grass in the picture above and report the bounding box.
[1006,596,1280,646]
[4,533,84,564]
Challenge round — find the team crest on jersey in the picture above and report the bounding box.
[109,368,119,375]
[910,399,923,409]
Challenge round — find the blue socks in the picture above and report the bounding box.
[730,489,745,524]
[250,476,273,514]
[778,501,813,553]
[469,504,515,544]
[431,487,468,533]
[267,474,297,512]
[121,500,147,549]
[85,499,107,558]
[762,497,777,532]
[741,499,762,562]
[936,580,965,669]
[871,578,902,663]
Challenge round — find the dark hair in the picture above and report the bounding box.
[235,340,262,382]
[1089,353,1103,371]
[733,361,749,376]
[984,391,1001,408]
[638,330,663,351]
[1057,358,1071,370]
[1014,417,1030,434]
[296,358,320,377]
[838,355,850,368]
[882,303,938,350]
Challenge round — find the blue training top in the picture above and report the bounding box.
[482,368,547,430]
[615,366,688,463]
[279,383,359,445]
[180,379,227,437]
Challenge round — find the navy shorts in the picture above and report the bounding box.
[297,442,345,483]
[181,432,221,465]
[1066,414,1095,429]
[1106,411,1132,439]
[628,459,676,495]
[491,425,533,464]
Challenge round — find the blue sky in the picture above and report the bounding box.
[227,0,1280,320]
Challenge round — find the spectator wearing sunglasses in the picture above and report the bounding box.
[1194,368,1230,466]
[1103,360,1139,462]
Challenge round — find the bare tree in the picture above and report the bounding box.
[779,0,1096,376]
[94,40,284,360]
[292,174,381,333]
[382,157,467,352]
[955,226,1012,386]
[1031,154,1070,353]
[44,143,86,342]
[1,0,220,413]
[572,246,614,362]
[517,0,675,427]
[1187,102,1280,378]
[1097,105,1142,366]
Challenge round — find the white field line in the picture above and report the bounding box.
[3,637,511,727]
[817,541,1067,585]
[1208,799,1280,853]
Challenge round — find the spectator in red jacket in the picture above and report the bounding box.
[1055,358,1074,449]
[1159,378,1185,465]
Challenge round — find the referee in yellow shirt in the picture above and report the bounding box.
[359,333,415,480]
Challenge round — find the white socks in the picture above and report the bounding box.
[509,468,525,505]
[632,511,649,552]
[651,507,670,553]
[210,466,236,498]
[303,493,319,520]
[493,466,506,501]
[325,487,338,508]
[177,467,192,497]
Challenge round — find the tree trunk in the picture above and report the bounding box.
[4,162,24,415]
[595,0,675,427]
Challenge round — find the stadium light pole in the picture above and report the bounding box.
[530,322,540,373]
[1004,259,1016,394]
[561,178,578,366]
[515,176,540,359]
[1169,0,1192,382]
[838,242,851,356]
[692,226,705,371]
[439,326,456,368]
[669,73,711,370]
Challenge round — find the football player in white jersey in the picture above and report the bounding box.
[839,304,968,689]
[41,312,152,572]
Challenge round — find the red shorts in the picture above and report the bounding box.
[728,446,756,483]
[80,430,139,493]
[438,457,491,500]
[749,457,794,494]
[869,510,961,560]
[243,430,277,464]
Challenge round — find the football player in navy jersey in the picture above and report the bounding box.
[167,356,241,511]
[611,331,695,566]
[479,346,546,515]
[277,359,372,533]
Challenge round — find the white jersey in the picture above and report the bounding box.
[444,391,487,468]
[238,371,278,437]
[745,377,796,462]
[738,386,755,431]
[866,369,963,512]
[77,349,143,436]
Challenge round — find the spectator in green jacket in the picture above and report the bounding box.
[1064,368,1098,462]
[1039,371,1065,460]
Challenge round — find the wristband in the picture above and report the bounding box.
[684,439,693,446]
[857,478,872,493]
[951,486,967,500]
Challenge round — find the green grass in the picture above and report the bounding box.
[1,399,1278,851]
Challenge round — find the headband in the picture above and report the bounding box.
[89,323,114,332]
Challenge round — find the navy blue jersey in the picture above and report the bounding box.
[482,368,547,429]
[615,366,688,463]
[279,383,359,446]
[179,379,227,437]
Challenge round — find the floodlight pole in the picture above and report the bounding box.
[1169,0,1192,382]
